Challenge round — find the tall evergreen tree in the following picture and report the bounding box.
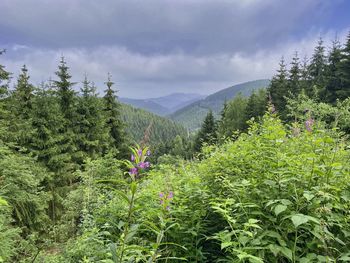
[103,73,124,152]
[339,32,350,100]
[218,94,248,138]
[0,50,11,139]
[245,89,267,121]
[288,52,301,96]
[76,76,109,160]
[268,57,289,117]
[8,65,35,149]
[324,38,342,103]
[53,57,77,165]
[308,37,326,95]
[193,110,217,153]
[53,57,76,120]
[13,65,34,116]
[300,56,311,93]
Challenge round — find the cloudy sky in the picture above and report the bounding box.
[0,0,349,98]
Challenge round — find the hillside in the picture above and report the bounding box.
[120,98,171,116]
[170,79,270,130]
[120,93,204,116]
[120,103,187,144]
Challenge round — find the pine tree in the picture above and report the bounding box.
[268,57,289,117]
[288,52,301,96]
[339,32,350,100]
[218,94,248,137]
[300,56,311,93]
[103,73,124,152]
[245,89,267,121]
[193,110,217,152]
[8,65,35,149]
[0,50,11,139]
[53,57,77,166]
[308,37,326,96]
[76,76,109,160]
[13,65,34,116]
[53,57,76,120]
[324,38,342,103]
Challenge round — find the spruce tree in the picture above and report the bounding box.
[245,89,267,121]
[0,50,11,139]
[268,57,289,117]
[53,56,76,120]
[9,65,35,149]
[339,32,350,100]
[53,57,77,166]
[308,37,326,95]
[193,110,217,152]
[13,65,34,116]
[219,94,248,137]
[324,38,342,103]
[103,73,124,152]
[300,56,311,93]
[76,75,109,160]
[288,52,301,96]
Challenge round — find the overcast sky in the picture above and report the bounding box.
[0,0,349,98]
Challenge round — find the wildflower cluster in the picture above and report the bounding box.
[305,117,314,132]
[159,191,174,211]
[129,145,151,178]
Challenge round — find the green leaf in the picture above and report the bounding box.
[291,214,309,228]
[274,204,287,216]
[280,247,293,261]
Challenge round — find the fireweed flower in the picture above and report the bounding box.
[129,167,138,175]
[159,191,174,211]
[146,150,151,156]
[305,118,314,132]
[137,149,142,156]
[131,154,135,162]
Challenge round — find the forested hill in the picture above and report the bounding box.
[120,103,187,144]
[170,79,270,130]
[120,93,204,116]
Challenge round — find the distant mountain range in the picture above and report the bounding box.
[170,79,270,130]
[120,93,205,116]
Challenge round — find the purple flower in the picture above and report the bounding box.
[167,191,174,199]
[137,149,142,156]
[129,167,138,175]
[131,154,135,162]
[305,118,314,132]
[166,206,170,211]
[138,162,146,169]
[138,161,150,169]
[159,192,164,198]
[146,150,151,156]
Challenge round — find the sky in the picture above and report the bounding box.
[0,0,349,98]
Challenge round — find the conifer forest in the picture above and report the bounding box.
[1,1,350,262]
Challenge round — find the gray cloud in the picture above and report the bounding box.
[0,0,338,55]
[0,0,348,98]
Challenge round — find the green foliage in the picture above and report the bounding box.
[103,73,125,152]
[194,110,217,152]
[218,93,248,139]
[201,113,350,261]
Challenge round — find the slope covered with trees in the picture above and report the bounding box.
[170,79,270,130]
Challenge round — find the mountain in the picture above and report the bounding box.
[170,79,270,130]
[120,98,171,116]
[120,93,204,116]
[120,103,187,145]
